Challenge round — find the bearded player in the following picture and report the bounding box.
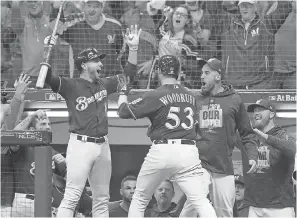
[118,55,217,218]
[43,25,141,217]
[179,58,258,217]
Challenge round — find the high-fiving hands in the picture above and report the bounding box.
[14,74,31,99]
[253,128,268,140]
[125,24,142,51]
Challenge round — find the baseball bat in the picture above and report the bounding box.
[146,57,158,89]
[36,1,64,89]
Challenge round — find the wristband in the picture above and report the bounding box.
[129,45,138,51]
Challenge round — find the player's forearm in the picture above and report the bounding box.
[127,50,137,65]
[242,136,258,162]
[14,114,35,131]
[6,94,24,129]
[45,68,60,93]
[118,94,128,108]
[53,153,67,177]
[123,62,137,77]
[236,102,258,161]
[118,100,137,120]
[266,134,296,159]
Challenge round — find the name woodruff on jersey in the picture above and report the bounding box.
[159,93,196,106]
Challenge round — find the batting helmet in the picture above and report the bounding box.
[74,48,106,71]
[158,55,180,78]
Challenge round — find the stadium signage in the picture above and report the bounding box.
[268,93,296,102]
[45,93,65,101]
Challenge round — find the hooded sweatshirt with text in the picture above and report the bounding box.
[195,84,258,175]
[243,126,295,208]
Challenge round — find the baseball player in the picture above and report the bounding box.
[43,25,141,217]
[179,58,258,217]
[244,99,296,217]
[117,55,217,218]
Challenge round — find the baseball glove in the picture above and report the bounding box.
[117,74,131,95]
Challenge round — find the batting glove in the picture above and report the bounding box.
[117,75,131,95]
[44,35,58,46]
[125,25,142,51]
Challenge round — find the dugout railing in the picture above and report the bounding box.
[1,131,53,217]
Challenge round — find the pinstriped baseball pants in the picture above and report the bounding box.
[128,142,217,217]
[57,133,111,217]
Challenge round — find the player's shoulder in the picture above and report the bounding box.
[60,76,78,84]
[149,87,168,98]
[129,89,159,105]
[104,14,122,28]
[231,90,243,104]
[194,91,203,99]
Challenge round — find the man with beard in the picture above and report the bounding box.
[144,180,181,217]
[59,0,124,77]
[244,99,296,217]
[44,25,140,217]
[179,58,258,217]
[109,175,137,217]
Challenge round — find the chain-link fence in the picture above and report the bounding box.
[1,0,295,89]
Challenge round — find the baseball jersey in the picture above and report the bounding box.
[62,14,123,77]
[118,84,197,141]
[12,147,58,194]
[46,62,136,137]
[53,75,119,137]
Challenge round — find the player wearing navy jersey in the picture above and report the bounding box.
[118,55,216,218]
[44,25,141,217]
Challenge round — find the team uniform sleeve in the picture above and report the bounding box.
[45,69,73,99]
[102,75,118,95]
[102,62,137,95]
[118,92,159,120]
[266,131,296,159]
[235,97,258,162]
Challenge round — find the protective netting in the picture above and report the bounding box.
[1,0,296,90]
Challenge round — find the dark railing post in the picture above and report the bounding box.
[34,145,53,217]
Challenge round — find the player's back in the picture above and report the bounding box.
[149,84,197,141]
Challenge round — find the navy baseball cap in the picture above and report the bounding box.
[247,99,276,113]
[75,48,106,69]
[234,175,244,185]
[197,58,224,74]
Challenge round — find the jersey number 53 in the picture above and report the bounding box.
[165,106,194,130]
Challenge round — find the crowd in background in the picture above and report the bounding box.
[1,0,296,89]
[0,0,296,217]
